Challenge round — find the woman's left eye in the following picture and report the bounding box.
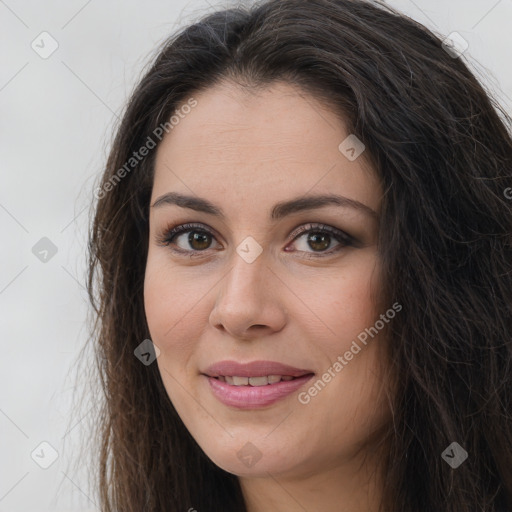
[156,222,355,258]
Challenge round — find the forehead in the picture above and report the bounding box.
[152,80,381,220]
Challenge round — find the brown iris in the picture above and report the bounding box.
[188,231,211,250]
[307,232,331,251]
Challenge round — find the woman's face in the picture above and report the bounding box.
[144,80,390,481]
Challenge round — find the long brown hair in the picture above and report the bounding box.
[84,0,512,510]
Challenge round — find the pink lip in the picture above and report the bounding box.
[203,360,313,378]
[202,360,315,409]
[205,374,315,409]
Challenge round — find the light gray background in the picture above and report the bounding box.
[1,1,511,510]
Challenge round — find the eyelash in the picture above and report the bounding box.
[155,222,356,259]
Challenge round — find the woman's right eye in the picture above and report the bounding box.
[157,223,220,253]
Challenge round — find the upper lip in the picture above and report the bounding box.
[203,360,315,378]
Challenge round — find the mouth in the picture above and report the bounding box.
[210,375,307,386]
[203,359,314,379]
[202,360,315,409]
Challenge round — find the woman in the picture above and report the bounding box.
[86,0,512,510]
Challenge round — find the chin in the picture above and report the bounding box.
[195,433,305,478]
[208,451,295,478]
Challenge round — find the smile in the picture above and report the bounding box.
[202,360,315,409]
[214,375,296,385]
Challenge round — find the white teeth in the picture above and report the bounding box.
[218,375,298,385]
[248,376,268,386]
[232,376,249,386]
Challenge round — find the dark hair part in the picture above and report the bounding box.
[86,0,512,510]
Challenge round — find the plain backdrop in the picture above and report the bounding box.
[1,1,511,510]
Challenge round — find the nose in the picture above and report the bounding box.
[208,251,287,340]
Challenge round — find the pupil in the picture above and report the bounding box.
[309,233,330,251]
[189,231,211,250]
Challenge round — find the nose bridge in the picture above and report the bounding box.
[209,243,286,336]
[222,245,269,305]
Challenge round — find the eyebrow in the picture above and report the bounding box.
[151,192,378,221]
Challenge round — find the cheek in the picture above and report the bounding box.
[307,251,382,343]
[143,252,200,364]
[303,253,386,415]
[144,257,173,339]
[143,257,214,435]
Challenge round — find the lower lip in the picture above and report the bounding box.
[204,374,315,409]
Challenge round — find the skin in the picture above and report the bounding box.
[144,80,392,512]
